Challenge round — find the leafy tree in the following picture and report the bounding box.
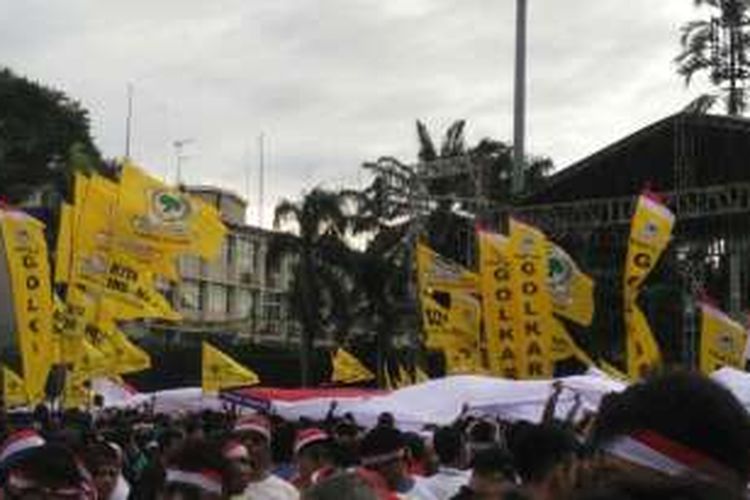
[271,188,355,386]
[675,0,750,115]
[0,68,102,201]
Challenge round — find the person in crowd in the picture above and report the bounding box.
[129,427,185,499]
[82,441,129,500]
[422,426,470,499]
[222,439,253,499]
[404,432,436,477]
[450,447,520,500]
[271,415,298,481]
[465,419,502,462]
[292,427,336,491]
[2,440,96,499]
[232,414,299,499]
[330,417,361,468]
[541,455,743,500]
[359,425,437,499]
[302,469,400,500]
[162,438,225,500]
[589,371,750,491]
[507,422,580,498]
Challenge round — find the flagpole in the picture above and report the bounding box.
[512,0,528,196]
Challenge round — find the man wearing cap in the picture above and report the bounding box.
[292,427,336,491]
[232,414,299,499]
[360,426,437,500]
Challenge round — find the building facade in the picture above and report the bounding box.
[165,186,299,345]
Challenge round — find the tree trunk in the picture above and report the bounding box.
[298,252,317,387]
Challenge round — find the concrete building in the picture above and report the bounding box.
[165,186,299,345]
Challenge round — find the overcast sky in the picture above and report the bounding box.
[1,0,710,226]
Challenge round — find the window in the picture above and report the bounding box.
[207,284,227,315]
[180,281,202,311]
[237,238,254,275]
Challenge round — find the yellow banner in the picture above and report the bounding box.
[478,231,519,378]
[55,290,150,376]
[550,318,594,366]
[331,348,374,384]
[54,203,74,284]
[416,242,479,295]
[421,292,484,372]
[71,246,179,321]
[624,194,673,379]
[699,303,748,374]
[202,342,259,393]
[0,210,56,403]
[625,306,662,379]
[2,365,28,408]
[509,219,554,378]
[548,242,595,327]
[119,164,226,260]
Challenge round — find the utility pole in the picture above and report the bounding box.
[173,138,194,185]
[258,133,265,227]
[512,0,528,196]
[125,83,134,160]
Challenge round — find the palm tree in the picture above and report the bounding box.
[272,188,355,386]
[675,0,750,115]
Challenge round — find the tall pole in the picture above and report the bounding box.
[258,133,265,227]
[512,0,528,196]
[125,83,134,160]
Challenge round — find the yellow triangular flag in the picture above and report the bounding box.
[598,359,630,382]
[331,348,374,384]
[118,164,227,260]
[2,366,28,408]
[202,342,259,393]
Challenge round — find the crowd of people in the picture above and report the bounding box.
[0,370,749,499]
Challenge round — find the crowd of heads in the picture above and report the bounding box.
[0,370,749,499]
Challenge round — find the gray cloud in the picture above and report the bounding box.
[0,0,707,225]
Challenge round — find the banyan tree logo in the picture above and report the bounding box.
[150,190,191,224]
[548,246,573,301]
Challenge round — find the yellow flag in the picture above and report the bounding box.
[0,209,56,403]
[202,342,259,393]
[442,339,484,374]
[72,248,180,321]
[85,319,151,376]
[626,306,662,379]
[63,376,92,409]
[598,359,630,382]
[54,203,74,284]
[624,194,673,379]
[699,302,748,374]
[416,242,479,295]
[118,164,226,260]
[509,219,554,379]
[2,366,28,408]
[331,348,374,384]
[422,292,483,372]
[550,318,594,366]
[479,231,519,378]
[73,174,179,280]
[547,242,595,327]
